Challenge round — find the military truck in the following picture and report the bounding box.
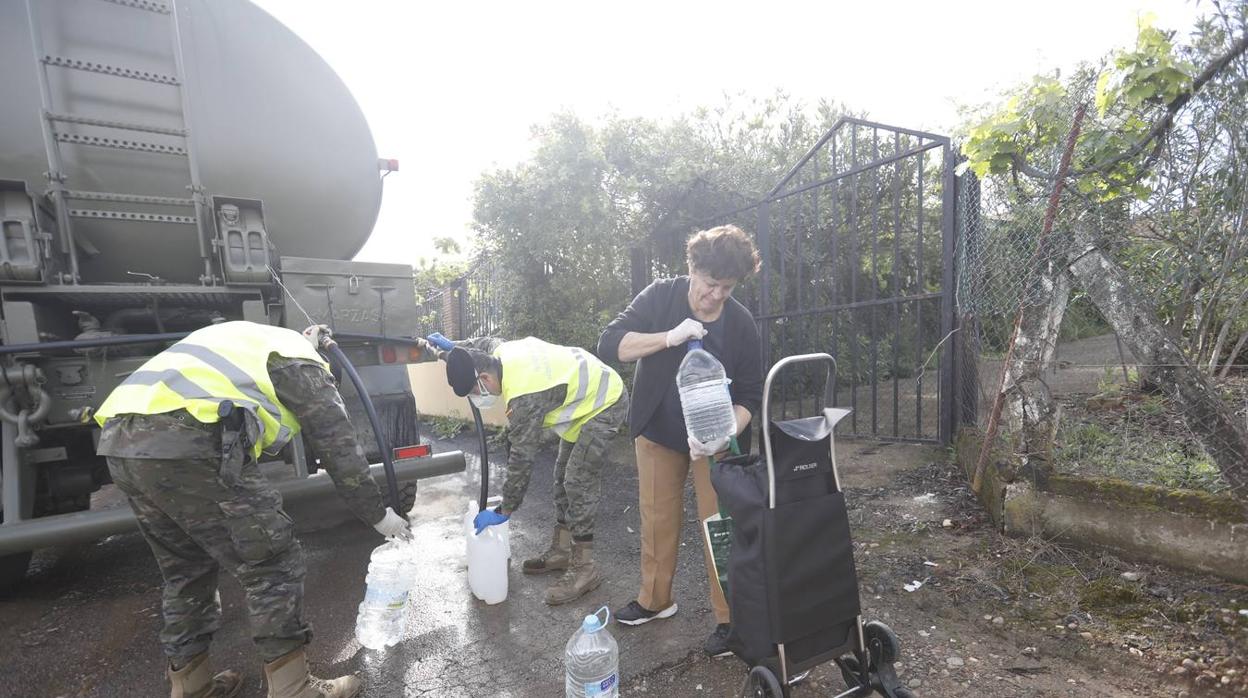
[0,0,462,590]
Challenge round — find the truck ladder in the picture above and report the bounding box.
[22,0,214,284]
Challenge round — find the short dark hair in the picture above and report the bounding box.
[686,224,761,281]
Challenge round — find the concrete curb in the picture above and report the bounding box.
[956,427,1248,583]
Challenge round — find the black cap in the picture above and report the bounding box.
[445,346,476,397]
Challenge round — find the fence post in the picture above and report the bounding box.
[958,172,983,430]
[940,144,958,444]
[757,200,772,370]
[441,278,465,339]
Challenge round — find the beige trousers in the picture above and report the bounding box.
[634,434,730,624]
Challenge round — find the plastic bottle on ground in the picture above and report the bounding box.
[677,339,736,445]
[354,539,415,650]
[565,607,619,698]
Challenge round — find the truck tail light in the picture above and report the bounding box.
[380,345,397,363]
[393,444,431,460]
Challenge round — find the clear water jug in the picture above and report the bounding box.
[465,498,509,604]
[677,339,736,445]
[565,607,619,698]
[354,539,416,650]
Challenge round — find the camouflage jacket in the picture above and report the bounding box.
[441,337,562,514]
[98,355,386,526]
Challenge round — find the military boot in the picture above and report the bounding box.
[522,522,572,575]
[168,653,243,698]
[544,540,603,605]
[264,648,361,698]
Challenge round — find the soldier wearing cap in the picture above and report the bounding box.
[440,336,628,605]
[94,321,411,698]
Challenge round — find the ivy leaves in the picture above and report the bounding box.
[959,18,1195,202]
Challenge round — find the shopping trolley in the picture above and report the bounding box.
[711,353,914,698]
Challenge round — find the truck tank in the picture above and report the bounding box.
[0,0,381,283]
[0,0,460,593]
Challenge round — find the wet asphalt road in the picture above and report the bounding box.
[0,432,724,697]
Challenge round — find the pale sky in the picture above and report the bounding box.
[251,0,1202,266]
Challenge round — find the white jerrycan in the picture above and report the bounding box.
[464,496,509,604]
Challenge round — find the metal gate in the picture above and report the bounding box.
[709,118,960,444]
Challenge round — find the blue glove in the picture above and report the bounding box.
[426,332,456,351]
[473,508,509,535]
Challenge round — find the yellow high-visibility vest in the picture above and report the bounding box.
[95,321,329,457]
[495,337,623,442]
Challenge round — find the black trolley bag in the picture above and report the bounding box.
[713,353,915,698]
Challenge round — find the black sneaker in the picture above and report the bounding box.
[704,623,733,658]
[614,600,678,626]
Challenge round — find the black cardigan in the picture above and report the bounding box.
[597,276,763,445]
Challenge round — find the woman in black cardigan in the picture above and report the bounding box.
[597,225,762,658]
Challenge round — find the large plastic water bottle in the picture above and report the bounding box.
[355,539,416,650]
[677,340,736,444]
[565,607,619,698]
[464,498,509,604]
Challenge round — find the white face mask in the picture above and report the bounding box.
[469,392,499,410]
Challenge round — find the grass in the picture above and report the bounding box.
[1052,383,1230,494]
[427,415,468,439]
[1055,418,1225,493]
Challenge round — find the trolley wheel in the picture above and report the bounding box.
[865,620,902,664]
[838,656,863,689]
[746,665,785,698]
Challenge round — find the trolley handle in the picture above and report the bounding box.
[761,353,837,509]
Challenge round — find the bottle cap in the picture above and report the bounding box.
[581,606,610,633]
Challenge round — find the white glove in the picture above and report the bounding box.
[301,324,335,351]
[688,435,730,459]
[665,318,707,347]
[373,507,411,539]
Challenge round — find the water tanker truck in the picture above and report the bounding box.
[0,0,463,590]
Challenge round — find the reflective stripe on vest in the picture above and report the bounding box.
[94,321,327,457]
[496,337,623,442]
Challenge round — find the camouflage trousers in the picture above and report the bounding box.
[554,390,629,539]
[108,454,310,665]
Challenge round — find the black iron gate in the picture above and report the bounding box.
[709,118,960,444]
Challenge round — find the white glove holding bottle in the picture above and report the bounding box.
[666,318,707,347]
[372,507,412,540]
[688,435,731,459]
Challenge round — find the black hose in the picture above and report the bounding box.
[0,327,406,514]
[0,332,189,355]
[0,330,423,356]
[325,343,403,512]
[335,332,420,344]
[470,403,490,512]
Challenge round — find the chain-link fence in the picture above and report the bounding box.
[955,75,1248,500]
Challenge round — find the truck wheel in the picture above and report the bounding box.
[0,551,32,596]
[380,480,417,515]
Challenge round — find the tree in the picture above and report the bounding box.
[470,95,853,352]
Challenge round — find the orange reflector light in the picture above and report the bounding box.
[393,444,431,460]
[409,345,423,362]
[380,345,397,363]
